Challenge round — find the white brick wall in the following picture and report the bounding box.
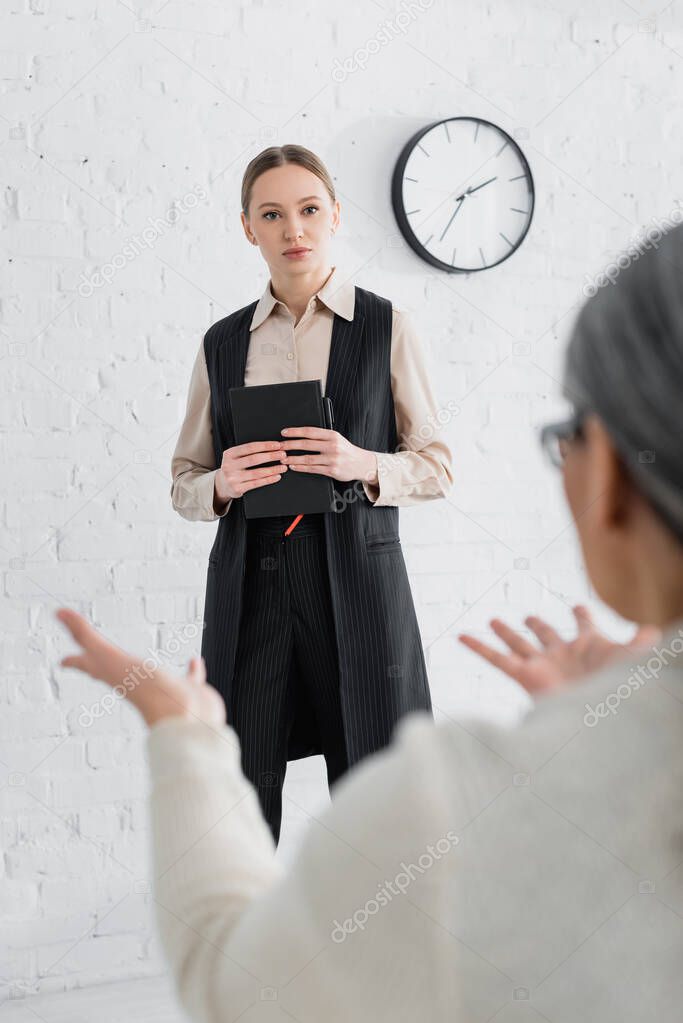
[2,0,681,1003]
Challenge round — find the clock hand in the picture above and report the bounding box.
[439,196,465,241]
[467,175,497,195]
[439,175,500,244]
[454,175,498,202]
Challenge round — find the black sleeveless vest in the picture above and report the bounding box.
[200,285,432,764]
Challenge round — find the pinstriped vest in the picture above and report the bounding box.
[201,285,432,765]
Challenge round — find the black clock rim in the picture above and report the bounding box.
[391,115,535,274]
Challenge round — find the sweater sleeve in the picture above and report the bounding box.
[146,710,453,1023]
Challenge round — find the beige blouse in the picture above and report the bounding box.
[170,265,454,521]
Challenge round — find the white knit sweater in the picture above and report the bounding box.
[147,616,683,1022]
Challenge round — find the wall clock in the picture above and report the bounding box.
[391,116,535,273]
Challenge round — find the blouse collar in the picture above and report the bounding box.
[249,264,355,331]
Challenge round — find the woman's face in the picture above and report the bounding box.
[562,413,643,621]
[241,163,340,278]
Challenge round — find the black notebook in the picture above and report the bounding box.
[228,379,336,519]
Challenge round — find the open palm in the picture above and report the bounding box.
[56,607,227,729]
[458,605,662,694]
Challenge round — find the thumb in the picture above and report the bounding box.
[628,624,662,649]
[187,656,207,685]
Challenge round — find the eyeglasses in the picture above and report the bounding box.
[539,409,586,468]
[540,409,683,547]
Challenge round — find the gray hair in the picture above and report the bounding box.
[562,220,683,546]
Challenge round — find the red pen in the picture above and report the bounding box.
[284,514,303,536]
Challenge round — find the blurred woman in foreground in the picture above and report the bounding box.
[56,222,683,1022]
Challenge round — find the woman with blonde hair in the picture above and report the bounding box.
[57,217,683,1021]
[167,144,454,845]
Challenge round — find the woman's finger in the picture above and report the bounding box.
[242,474,284,491]
[60,654,87,671]
[187,657,207,685]
[628,624,662,649]
[237,466,289,481]
[285,454,329,465]
[241,467,285,479]
[525,615,561,647]
[56,608,100,650]
[458,633,518,676]
[572,605,595,634]
[234,450,288,469]
[280,439,329,451]
[489,618,538,658]
[281,426,331,440]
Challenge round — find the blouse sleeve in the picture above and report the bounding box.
[361,308,455,507]
[170,340,232,522]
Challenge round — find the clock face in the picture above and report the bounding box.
[391,117,534,273]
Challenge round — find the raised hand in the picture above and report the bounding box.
[56,608,227,729]
[458,605,662,694]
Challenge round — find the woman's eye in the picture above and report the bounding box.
[262,206,318,220]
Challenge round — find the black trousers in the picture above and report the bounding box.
[230,511,349,846]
